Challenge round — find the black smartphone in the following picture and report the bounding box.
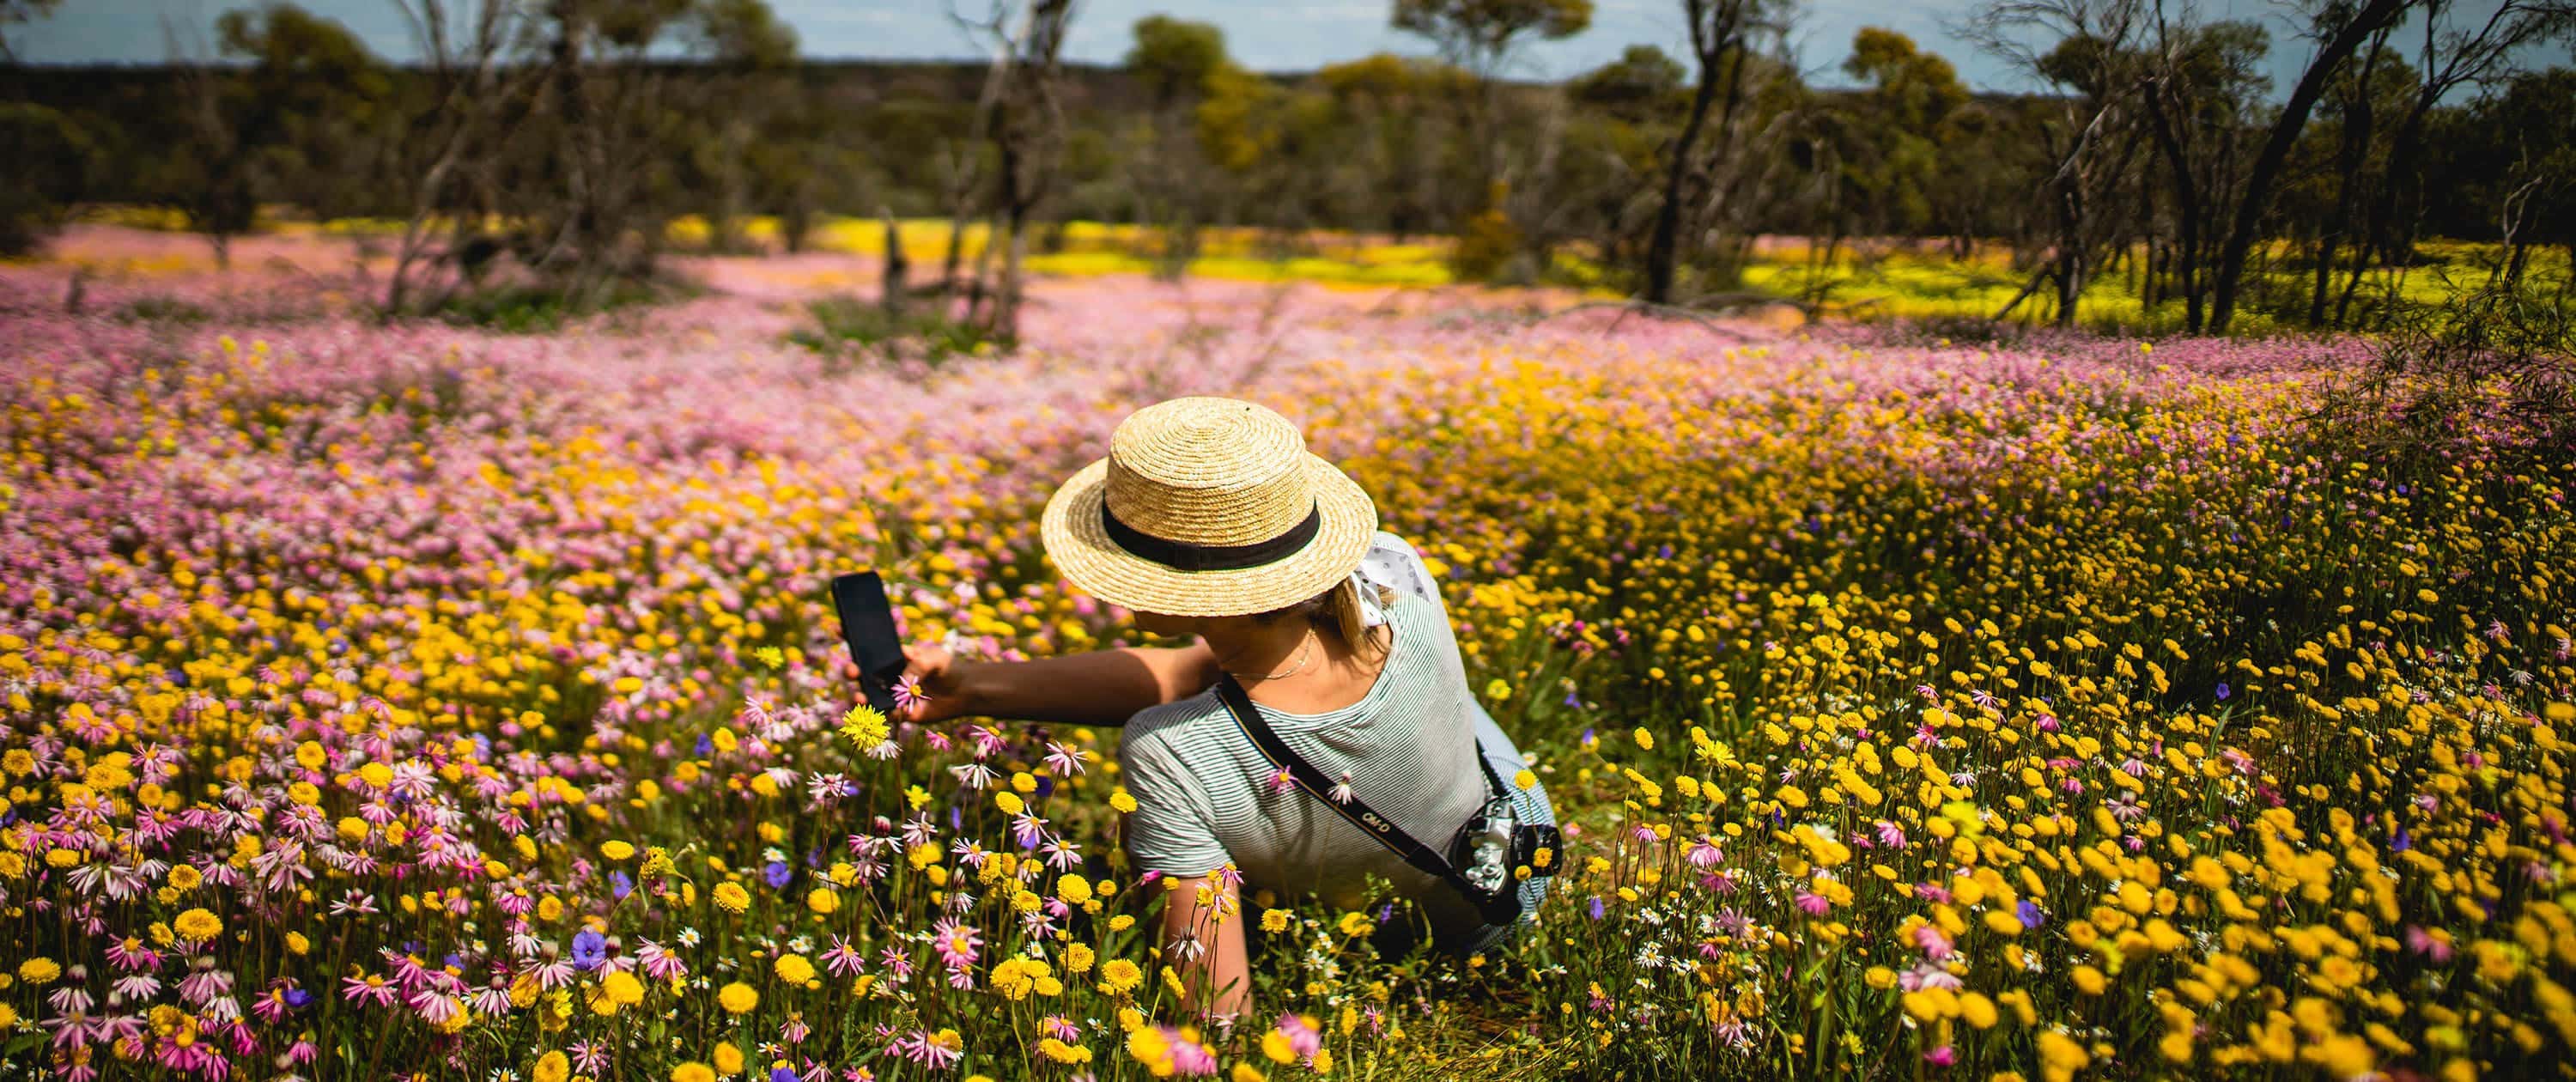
[830,571,906,714]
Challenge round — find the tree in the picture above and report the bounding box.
[1828,28,1969,246]
[161,41,249,268]
[382,0,535,313]
[744,95,853,255]
[1571,43,1686,117]
[1643,0,1789,304]
[2329,0,2573,327]
[1916,100,2018,258]
[1194,64,1282,176]
[1553,46,1686,276]
[1392,0,1593,215]
[2136,12,2269,332]
[0,103,96,255]
[951,0,1078,340]
[674,0,801,252]
[2485,73,2576,291]
[1556,76,1669,270]
[2436,68,2576,293]
[1390,0,1592,76]
[217,3,392,216]
[1127,15,1227,110]
[159,3,387,267]
[1311,54,1477,238]
[500,0,796,303]
[0,0,60,64]
[1967,0,2154,327]
[2204,0,2413,333]
[2295,33,2409,327]
[1125,15,1228,276]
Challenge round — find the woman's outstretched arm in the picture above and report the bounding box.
[889,641,1218,728]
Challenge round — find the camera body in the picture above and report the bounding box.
[1451,793,1561,903]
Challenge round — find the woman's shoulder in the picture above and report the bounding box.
[1120,690,1235,764]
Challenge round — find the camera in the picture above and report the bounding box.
[1452,793,1560,904]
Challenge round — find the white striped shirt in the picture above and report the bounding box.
[1116,544,1507,938]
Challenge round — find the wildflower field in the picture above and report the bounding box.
[4,232,2575,1082]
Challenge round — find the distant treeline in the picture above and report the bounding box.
[3,0,2571,334]
[9,58,1150,222]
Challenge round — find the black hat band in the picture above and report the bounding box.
[1102,502,1324,572]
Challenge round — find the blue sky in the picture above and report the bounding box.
[4,0,2112,89]
[14,0,2557,94]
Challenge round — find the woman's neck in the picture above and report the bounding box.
[1203,619,1319,682]
[1205,617,1388,700]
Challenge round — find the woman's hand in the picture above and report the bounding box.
[891,642,975,727]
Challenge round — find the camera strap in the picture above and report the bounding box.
[1211,672,1523,927]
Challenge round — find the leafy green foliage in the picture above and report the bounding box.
[2325,277,2576,466]
[431,280,674,334]
[1449,183,1523,283]
[1826,28,1971,238]
[0,103,98,256]
[787,296,1012,365]
[1570,45,1685,118]
[1391,0,1593,69]
[1126,15,1228,107]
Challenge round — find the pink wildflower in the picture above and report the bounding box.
[931,919,981,970]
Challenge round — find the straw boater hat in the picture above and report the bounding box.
[1041,397,1378,617]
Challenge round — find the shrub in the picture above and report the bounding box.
[432,278,675,334]
[112,295,214,325]
[787,295,1013,365]
[1448,182,1522,285]
[1892,313,2032,347]
[2320,279,2575,466]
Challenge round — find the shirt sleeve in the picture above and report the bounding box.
[1116,728,1231,878]
[1388,567,1473,693]
[1359,531,1443,612]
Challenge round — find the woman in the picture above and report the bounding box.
[892,397,1552,1020]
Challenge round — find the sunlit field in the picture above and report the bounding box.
[1739,240,2574,337]
[70,208,2567,332]
[3,228,2573,1082]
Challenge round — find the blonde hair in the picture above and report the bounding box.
[1255,577,1393,662]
